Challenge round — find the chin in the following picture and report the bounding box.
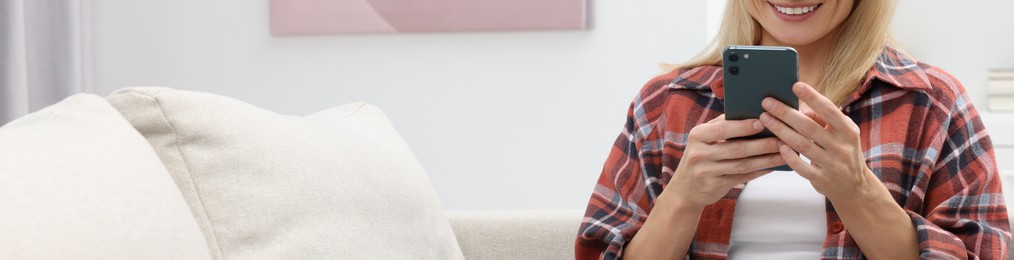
[768,32,822,47]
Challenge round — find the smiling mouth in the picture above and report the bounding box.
[768,2,822,15]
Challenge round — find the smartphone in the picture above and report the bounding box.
[722,45,799,171]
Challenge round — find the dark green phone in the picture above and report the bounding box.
[722,45,798,171]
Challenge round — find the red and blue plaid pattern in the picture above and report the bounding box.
[576,46,1011,259]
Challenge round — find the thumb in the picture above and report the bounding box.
[725,170,771,186]
[708,114,726,123]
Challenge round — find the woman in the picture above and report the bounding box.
[576,0,1011,259]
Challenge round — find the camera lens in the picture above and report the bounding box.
[729,66,739,75]
[728,53,739,62]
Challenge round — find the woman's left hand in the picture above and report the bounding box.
[758,82,879,202]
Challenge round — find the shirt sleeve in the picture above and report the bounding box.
[908,91,1012,259]
[574,99,654,260]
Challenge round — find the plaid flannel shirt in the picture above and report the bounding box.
[576,46,1012,259]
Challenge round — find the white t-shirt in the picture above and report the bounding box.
[727,160,826,259]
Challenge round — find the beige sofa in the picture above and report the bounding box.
[0,87,582,259]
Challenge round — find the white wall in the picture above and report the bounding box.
[92,0,707,210]
[92,0,1014,211]
[892,0,1014,110]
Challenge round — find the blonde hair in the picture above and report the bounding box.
[674,0,897,105]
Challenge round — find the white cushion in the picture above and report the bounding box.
[0,94,211,259]
[107,87,464,259]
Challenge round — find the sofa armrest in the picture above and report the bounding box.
[445,210,583,260]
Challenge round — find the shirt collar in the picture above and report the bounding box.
[667,45,933,100]
[865,46,933,91]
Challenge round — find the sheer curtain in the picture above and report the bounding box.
[0,0,91,125]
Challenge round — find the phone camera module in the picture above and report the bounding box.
[728,53,739,62]
[729,66,739,75]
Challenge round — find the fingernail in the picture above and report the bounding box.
[793,83,804,94]
[760,112,772,123]
[753,121,763,130]
[762,98,774,110]
[776,139,784,147]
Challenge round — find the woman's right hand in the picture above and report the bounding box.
[624,114,787,260]
[665,114,786,210]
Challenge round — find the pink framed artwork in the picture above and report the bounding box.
[269,0,589,35]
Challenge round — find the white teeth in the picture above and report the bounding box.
[774,4,818,15]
